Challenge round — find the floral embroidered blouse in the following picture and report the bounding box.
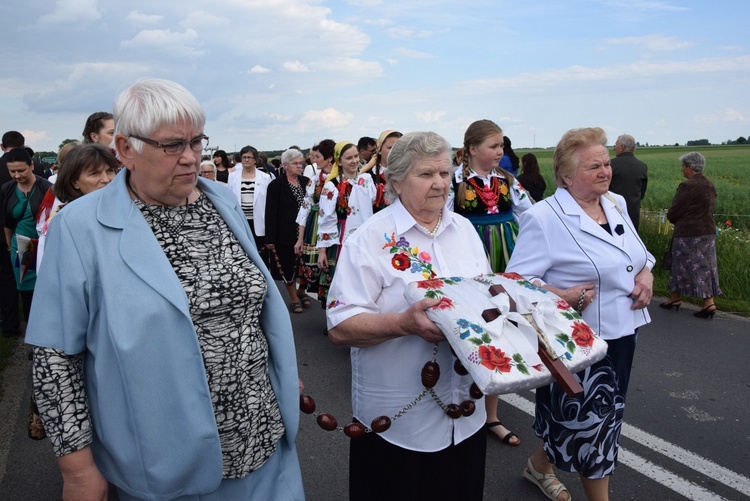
[316,173,376,248]
[326,200,491,452]
[448,166,532,218]
[295,170,327,227]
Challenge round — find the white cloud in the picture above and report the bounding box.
[282,61,311,73]
[416,111,446,123]
[388,26,433,39]
[298,108,355,131]
[604,35,694,52]
[126,10,163,25]
[393,48,433,59]
[120,28,207,57]
[598,0,688,12]
[249,65,271,74]
[695,108,749,125]
[37,0,102,26]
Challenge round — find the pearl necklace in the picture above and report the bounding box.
[418,211,442,236]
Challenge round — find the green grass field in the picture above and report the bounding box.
[517,144,750,315]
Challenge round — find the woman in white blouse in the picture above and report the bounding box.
[507,127,654,501]
[315,140,375,308]
[327,132,491,500]
[227,145,273,251]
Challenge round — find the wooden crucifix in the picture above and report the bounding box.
[481,284,584,397]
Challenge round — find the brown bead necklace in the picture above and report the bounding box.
[300,343,484,437]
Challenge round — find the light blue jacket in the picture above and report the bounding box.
[26,171,302,499]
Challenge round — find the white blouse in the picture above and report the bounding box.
[315,173,376,248]
[326,200,491,452]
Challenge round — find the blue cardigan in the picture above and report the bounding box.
[26,171,302,499]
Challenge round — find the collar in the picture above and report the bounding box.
[390,198,454,237]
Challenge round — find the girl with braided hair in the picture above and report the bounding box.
[316,141,376,308]
[360,129,403,213]
[451,119,532,448]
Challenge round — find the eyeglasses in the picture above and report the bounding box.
[200,170,215,175]
[241,155,256,161]
[130,134,209,156]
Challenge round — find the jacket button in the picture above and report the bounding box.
[626,265,633,272]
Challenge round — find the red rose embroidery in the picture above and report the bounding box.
[433,297,454,310]
[501,272,524,280]
[556,299,571,310]
[326,191,334,200]
[391,252,410,271]
[478,345,512,372]
[321,234,330,241]
[357,177,365,186]
[571,321,595,347]
[417,279,445,290]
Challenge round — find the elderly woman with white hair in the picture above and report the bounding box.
[199,159,217,181]
[661,151,721,318]
[265,148,310,313]
[327,131,492,500]
[25,78,304,500]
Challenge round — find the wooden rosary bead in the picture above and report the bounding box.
[370,415,392,433]
[469,383,484,400]
[453,358,468,376]
[343,422,366,438]
[460,400,476,417]
[300,394,316,414]
[316,413,338,431]
[421,361,440,388]
[445,403,462,419]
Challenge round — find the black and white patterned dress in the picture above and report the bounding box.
[33,192,284,478]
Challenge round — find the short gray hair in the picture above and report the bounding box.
[200,160,216,172]
[679,151,706,173]
[385,131,453,203]
[114,78,206,154]
[616,134,636,151]
[281,148,304,164]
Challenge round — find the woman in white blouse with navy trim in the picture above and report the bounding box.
[507,127,654,501]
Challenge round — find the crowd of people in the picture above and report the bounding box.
[0,77,722,501]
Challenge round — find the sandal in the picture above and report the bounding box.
[486,421,520,446]
[523,458,571,501]
[299,295,312,308]
[289,301,303,314]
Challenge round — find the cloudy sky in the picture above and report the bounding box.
[1,0,748,154]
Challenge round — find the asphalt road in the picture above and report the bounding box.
[1,285,749,500]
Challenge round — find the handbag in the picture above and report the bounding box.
[661,239,673,270]
[404,273,608,396]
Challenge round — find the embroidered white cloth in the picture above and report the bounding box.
[404,272,608,395]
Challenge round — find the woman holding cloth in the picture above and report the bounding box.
[453,119,532,446]
[507,127,654,501]
[327,132,491,500]
[25,78,304,501]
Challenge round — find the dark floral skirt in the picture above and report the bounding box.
[668,235,722,298]
[533,356,625,479]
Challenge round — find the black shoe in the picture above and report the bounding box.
[659,299,681,311]
[693,305,717,319]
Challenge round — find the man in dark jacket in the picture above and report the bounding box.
[609,134,648,230]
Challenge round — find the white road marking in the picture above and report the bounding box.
[502,393,750,499]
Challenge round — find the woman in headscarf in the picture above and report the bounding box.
[360,129,403,213]
[316,140,376,308]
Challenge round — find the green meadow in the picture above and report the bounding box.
[518,144,750,315]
